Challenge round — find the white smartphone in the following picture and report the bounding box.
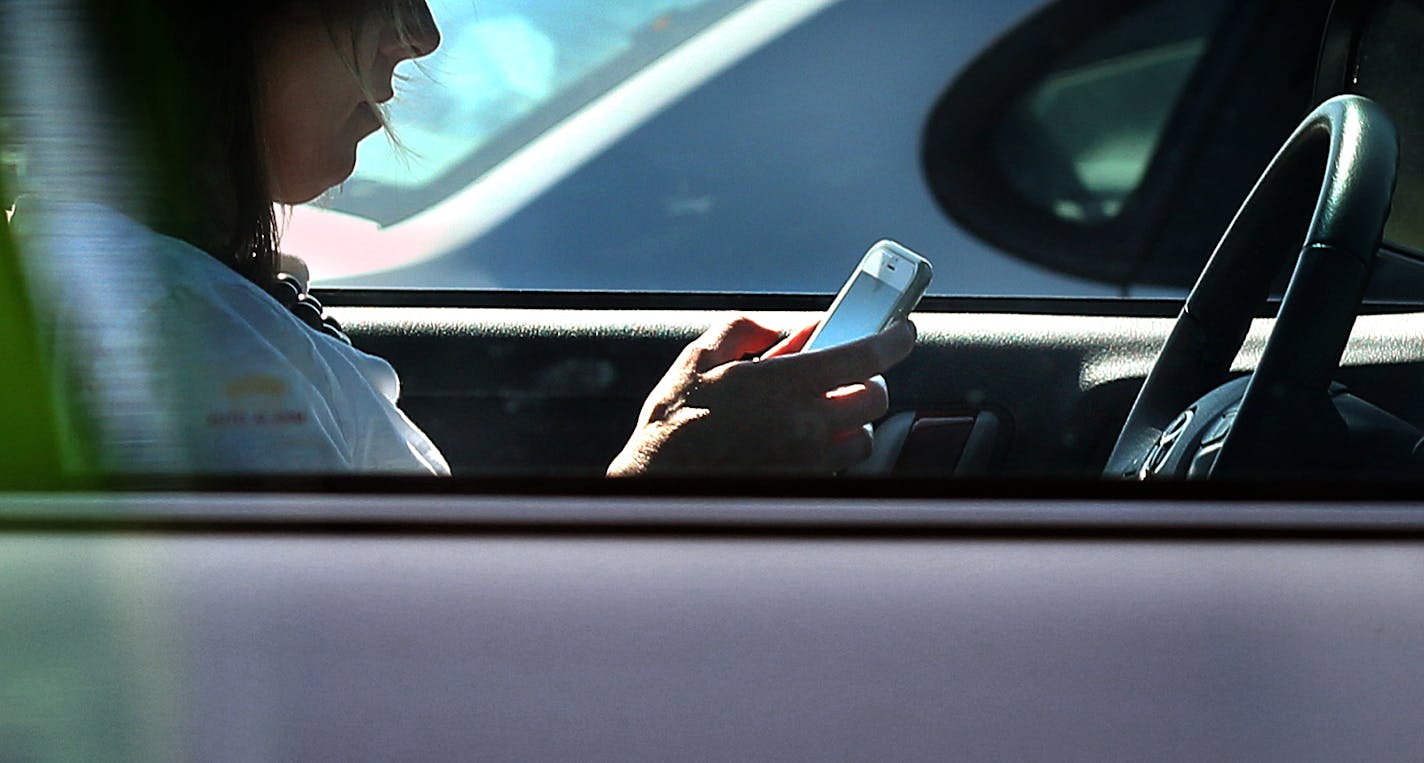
[805,239,933,351]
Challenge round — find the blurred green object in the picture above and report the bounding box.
[0,122,67,489]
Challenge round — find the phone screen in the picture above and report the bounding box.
[806,271,901,351]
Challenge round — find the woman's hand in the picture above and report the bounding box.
[608,316,917,476]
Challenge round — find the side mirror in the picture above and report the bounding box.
[923,0,1335,291]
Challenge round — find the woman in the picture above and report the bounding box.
[8,0,913,475]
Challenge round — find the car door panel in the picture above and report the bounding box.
[332,304,1424,477]
[5,500,1424,761]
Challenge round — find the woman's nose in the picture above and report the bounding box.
[387,0,441,60]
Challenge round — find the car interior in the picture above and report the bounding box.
[323,0,1424,483]
[6,0,1424,759]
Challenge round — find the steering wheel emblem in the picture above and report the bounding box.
[1139,408,1196,479]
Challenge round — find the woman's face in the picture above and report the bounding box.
[257,3,440,204]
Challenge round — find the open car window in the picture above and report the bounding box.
[6,0,1424,485]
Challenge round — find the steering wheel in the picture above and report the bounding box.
[1105,95,1401,480]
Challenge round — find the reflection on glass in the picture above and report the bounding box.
[332,0,751,224]
[994,0,1227,224]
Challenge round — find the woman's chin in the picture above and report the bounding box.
[273,153,358,205]
[274,182,336,206]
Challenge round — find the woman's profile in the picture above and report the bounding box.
[3,0,914,476]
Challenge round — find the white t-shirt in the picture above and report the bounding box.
[14,198,450,475]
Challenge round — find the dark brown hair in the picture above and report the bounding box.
[82,0,428,286]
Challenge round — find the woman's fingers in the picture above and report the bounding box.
[612,316,917,476]
[821,376,889,430]
[762,320,915,392]
[776,379,887,466]
[825,425,875,471]
[762,321,818,359]
[689,316,784,370]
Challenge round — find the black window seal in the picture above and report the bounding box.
[314,288,1424,318]
[317,288,1183,316]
